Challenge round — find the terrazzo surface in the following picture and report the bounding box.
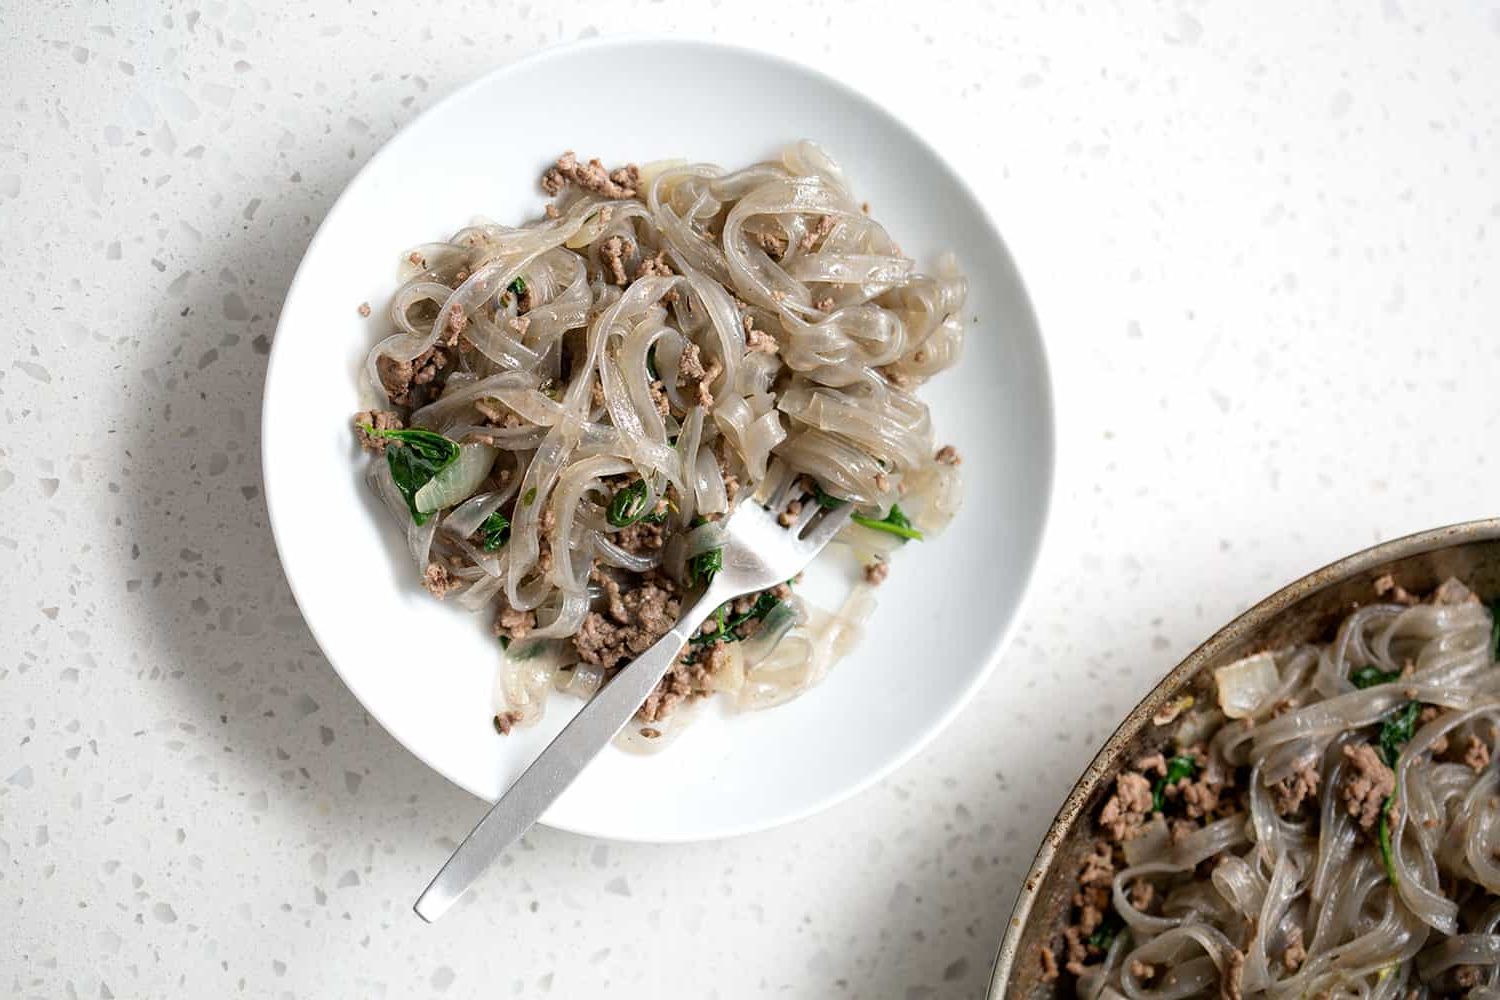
[3,2,1498,997]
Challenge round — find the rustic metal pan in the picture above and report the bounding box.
[986,518,1500,998]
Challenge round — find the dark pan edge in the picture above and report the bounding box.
[987,517,1500,999]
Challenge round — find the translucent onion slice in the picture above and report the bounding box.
[1215,651,1281,719]
[415,444,497,514]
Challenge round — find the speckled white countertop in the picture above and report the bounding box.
[3,2,1498,997]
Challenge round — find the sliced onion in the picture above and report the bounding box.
[415,444,497,514]
[1215,651,1280,719]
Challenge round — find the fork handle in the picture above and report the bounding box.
[413,587,726,922]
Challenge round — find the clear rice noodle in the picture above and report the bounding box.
[355,143,966,748]
[1061,581,1500,999]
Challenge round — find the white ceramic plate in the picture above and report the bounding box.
[262,37,1053,842]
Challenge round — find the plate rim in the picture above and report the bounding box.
[260,33,1057,842]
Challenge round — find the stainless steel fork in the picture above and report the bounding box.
[413,487,853,921]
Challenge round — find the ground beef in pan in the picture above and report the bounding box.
[1339,743,1395,833]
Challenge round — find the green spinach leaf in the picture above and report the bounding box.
[686,547,723,588]
[1087,912,1124,952]
[362,426,459,525]
[480,512,510,552]
[691,590,782,646]
[1151,755,1199,814]
[1378,701,1421,768]
[1378,795,1399,884]
[608,480,652,527]
[1351,665,1401,689]
[811,483,847,510]
[851,504,922,542]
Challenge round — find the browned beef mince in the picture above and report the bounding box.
[493,604,537,641]
[1038,946,1059,984]
[1421,705,1451,755]
[742,314,779,354]
[1270,758,1320,816]
[353,409,403,452]
[1373,572,1418,606]
[1098,771,1153,843]
[1340,743,1395,832]
[678,341,707,380]
[443,303,467,344]
[1221,947,1245,1000]
[1281,925,1306,973]
[755,230,789,259]
[540,151,641,199]
[600,235,631,286]
[572,570,682,672]
[1058,840,1117,976]
[935,444,961,466]
[647,379,670,417]
[634,250,673,280]
[377,345,448,407]
[639,641,733,724]
[675,342,724,408]
[1464,735,1491,773]
[796,214,834,253]
[863,560,889,586]
[613,516,667,557]
[421,562,462,599]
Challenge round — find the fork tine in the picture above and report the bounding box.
[769,473,803,513]
[802,503,854,547]
[791,499,820,534]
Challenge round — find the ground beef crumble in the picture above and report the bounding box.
[613,515,667,556]
[756,230,789,259]
[540,151,641,199]
[797,214,834,253]
[573,570,682,671]
[1270,758,1320,816]
[935,444,961,466]
[421,563,462,599]
[1222,947,1245,1000]
[494,604,537,641]
[1038,946,1059,984]
[600,235,631,285]
[1464,735,1490,773]
[1059,840,1116,975]
[743,315,779,353]
[634,250,674,280]
[1421,705,1451,755]
[353,409,402,451]
[1373,573,1418,606]
[677,342,721,409]
[1281,925,1306,973]
[1340,743,1395,832]
[1098,771,1153,843]
[376,346,448,406]
[863,560,889,586]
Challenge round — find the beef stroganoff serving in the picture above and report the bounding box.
[1049,579,1500,999]
[352,143,965,746]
